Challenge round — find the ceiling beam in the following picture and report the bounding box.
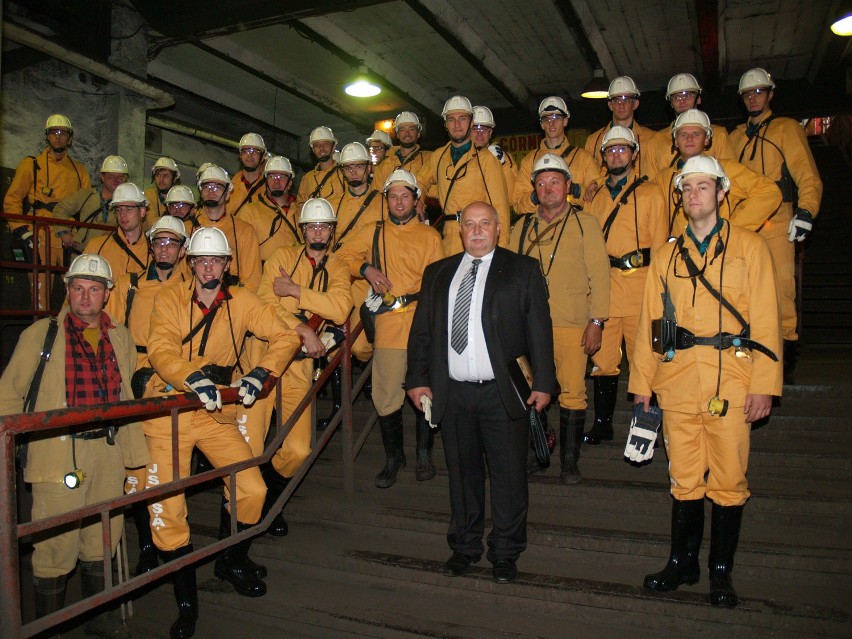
[695,0,720,93]
[191,40,373,130]
[0,45,50,75]
[550,0,601,73]
[293,18,444,119]
[404,0,534,115]
[564,0,618,81]
[806,0,844,84]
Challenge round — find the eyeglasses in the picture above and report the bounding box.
[670,92,698,102]
[240,148,263,155]
[741,88,770,100]
[471,125,493,132]
[113,205,142,214]
[608,96,636,104]
[603,145,631,156]
[46,128,70,137]
[193,257,227,268]
[152,237,183,248]
[167,202,191,210]
[540,113,564,124]
[303,223,332,232]
[200,183,225,192]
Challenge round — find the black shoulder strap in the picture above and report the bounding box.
[124,273,139,330]
[560,144,576,159]
[516,213,535,255]
[232,177,265,216]
[23,317,59,413]
[337,190,379,248]
[181,304,222,357]
[109,231,147,270]
[370,221,384,273]
[398,148,422,168]
[601,176,648,240]
[310,167,338,199]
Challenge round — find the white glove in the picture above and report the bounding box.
[488,144,506,165]
[420,395,437,429]
[624,404,663,463]
[230,367,269,407]
[787,209,813,242]
[186,372,221,411]
[319,326,345,351]
[365,288,383,312]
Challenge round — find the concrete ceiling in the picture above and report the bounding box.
[6,0,851,157]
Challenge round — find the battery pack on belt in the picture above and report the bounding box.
[675,327,778,361]
[609,248,651,270]
[200,364,234,386]
[71,427,116,444]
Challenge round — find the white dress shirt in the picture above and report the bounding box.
[448,250,495,382]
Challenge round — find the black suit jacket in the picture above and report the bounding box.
[406,246,556,422]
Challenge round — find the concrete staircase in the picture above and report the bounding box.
[119,377,851,639]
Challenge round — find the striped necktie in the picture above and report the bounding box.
[451,259,481,354]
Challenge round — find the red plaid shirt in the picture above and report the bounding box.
[64,311,122,407]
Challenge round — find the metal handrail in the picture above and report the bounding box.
[0,319,371,639]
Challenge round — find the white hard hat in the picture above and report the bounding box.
[45,114,72,132]
[441,96,473,118]
[367,130,393,148]
[110,183,148,207]
[472,106,495,128]
[147,215,188,242]
[195,162,218,181]
[100,155,129,175]
[238,132,266,151]
[531,153,572,182]
[151,156,180,180]
[394,111,422,131]
[672,109,713,139]
[186,227,232,257]
[264,155,294,177]
[675,155,731,192]
[601,126,638,151]
[298,198,337,224]
[538,96,570,118]
[666,73,702,99]
[608,76,641,98]
[197,165,233,193]
[739,68,775,94]
[383,169,421,199]
[339,142,371,165]
[309,126,337,146]
[164,185,195,205]
[65,254,114,288]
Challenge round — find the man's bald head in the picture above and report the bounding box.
[460,202,500,257]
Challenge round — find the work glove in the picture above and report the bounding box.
[420,395,438,429]
[365,288,383,313]
[231,366,270,407]
[186,371,221,411]
[319,326,346,351]
[624,404,663,463]
[488,144,506,165]
[12,226,34,250]
[787,208,813,242]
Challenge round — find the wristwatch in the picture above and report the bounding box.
[590,319,605,328]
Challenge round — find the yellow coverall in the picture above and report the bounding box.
[3,147,90,219]
[586,171,668,376]
[416,143,510,255]
[584,121,657,178]
[629,222,783,505]
[236,192,302,264]
[294,164,345,214]
[145,283,299,550]
[373,145,433,193]
[644,124,735,180]
[143,186,168,219]
[655,158,782,238]
[729,110,823,341]
[53,188,116,246]
[509,207,610,409]
[248,246,354,476]
[512,139,601,213]
[227,170,264,216]
[196,213,262,291]
[83,230,150,282]
[336,218,445,415]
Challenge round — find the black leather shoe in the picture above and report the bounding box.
[492,557,518,584]
[442,553,478,577]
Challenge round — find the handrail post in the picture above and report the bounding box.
[341,320,354,500]
[0,431,22,639]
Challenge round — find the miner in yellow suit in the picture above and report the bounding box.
[294,126,345,212]
[729,68,823,382]
[629,155,782,608]
[470,106,518,199]
[227,133,268,216]
[144,157,181,219]
[373,111,433,198]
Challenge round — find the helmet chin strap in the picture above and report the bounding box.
[316,154,332,163]
[748,109,764,118]
[400,140,416,149]
[308,241,328,250]
[201,278,221,290]
[609,165,629,176]
[269,189,285,197]
[155,260,175,270]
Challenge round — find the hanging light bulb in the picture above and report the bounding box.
[581,69,609,99]
[345,66,381,97]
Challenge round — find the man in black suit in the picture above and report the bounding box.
[406,201,556,584]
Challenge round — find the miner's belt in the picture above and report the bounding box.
[609,248,651,270]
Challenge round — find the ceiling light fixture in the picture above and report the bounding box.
[831,13,852,35]
[345,66,381,97]
[581,68,609,99]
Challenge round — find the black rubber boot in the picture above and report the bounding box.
[375,409,406,489]
[219,501,266,579]
[214,521,268,597]
[708,503,744,607]
[584,375,619,445]
[644,498,705,592]
[161,544,198,639]
[559,408,585,485]
[354,357,372,401]
[79,560,130,638]
[33,573,67,638]
[131,501,158,576]
[783,340,797,385]
[262,469,291,537]
[414,411,436,481]
[317,368,342,431]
